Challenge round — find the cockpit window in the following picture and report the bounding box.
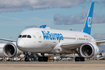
[18,35,31,38]
[27,35,31,38]
[18,35,22,38]
[22,35,27,38]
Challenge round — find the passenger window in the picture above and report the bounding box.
[27,35,31,38]
[22,35,27,38]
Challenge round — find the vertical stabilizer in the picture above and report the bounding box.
[83,2,94,35]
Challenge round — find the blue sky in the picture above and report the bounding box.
[0,0,105,41]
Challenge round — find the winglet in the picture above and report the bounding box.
[83,2,94,35]
[39,25,47,28]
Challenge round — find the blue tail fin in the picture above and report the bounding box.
[83,2,94,35]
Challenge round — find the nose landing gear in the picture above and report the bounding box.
[24,53,29,61]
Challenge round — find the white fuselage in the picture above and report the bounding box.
[17,28,95,54]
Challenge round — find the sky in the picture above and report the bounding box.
[0,0,105,51]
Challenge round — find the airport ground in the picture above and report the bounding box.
[0,60,105,70]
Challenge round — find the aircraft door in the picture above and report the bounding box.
[36,32,42,43]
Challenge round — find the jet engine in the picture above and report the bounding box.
[80,43,99,58]
[1,42,22,58]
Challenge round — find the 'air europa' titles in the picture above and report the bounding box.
[41,31,63,42]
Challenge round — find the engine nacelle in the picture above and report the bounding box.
[3,42,22,58]
[80,43,99,58]
[0,44,6,57]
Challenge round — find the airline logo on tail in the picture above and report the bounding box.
[88,17,92,27]
[83,2,94,35]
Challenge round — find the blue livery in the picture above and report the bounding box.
[83,2,94,35]
[41,31,63,42]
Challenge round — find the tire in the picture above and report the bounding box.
[75,57,85,62]
[80,57,85,61]
[38,57,48,62]
[38,57,44,61]
[25,57,29,61]
[75,57,80,62]
[44,57,48,62]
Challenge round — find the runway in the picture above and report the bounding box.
[0,60,105,70]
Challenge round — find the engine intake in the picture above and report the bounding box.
[3,42,22,58]
[80,43,99,58]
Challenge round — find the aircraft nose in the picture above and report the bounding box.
[17,39,26,50]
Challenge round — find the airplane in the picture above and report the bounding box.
[16,2,105,62]
[0,2,105,62]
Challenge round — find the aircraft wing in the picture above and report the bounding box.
[61,42,85,49]
[61,39,105,49]
[96,39,105,46]
[0,38,16,42]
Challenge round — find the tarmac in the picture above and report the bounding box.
[0,60,105,70]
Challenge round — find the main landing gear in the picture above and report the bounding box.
[71,49,85,62]
[38,53,48,62]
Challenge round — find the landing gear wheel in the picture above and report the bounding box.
[75,57,85,62]
[80,57,85,61]
[25,57,29,61]
[38,57,48,62]
[44,57,48,62]
[75,57,80,62]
